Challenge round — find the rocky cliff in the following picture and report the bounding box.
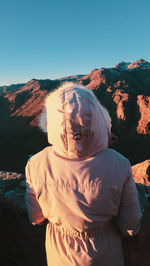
[0,170,150,266]
[0,59,150,173]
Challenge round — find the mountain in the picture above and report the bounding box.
[58,74,84,81]
[79,59,150,164]
[114,59,150,71]
[0,59,150,173]
[0,83,26,93]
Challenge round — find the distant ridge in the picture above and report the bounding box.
[1,58,149,88]
[114,59,150,71]
[0,83,26,93]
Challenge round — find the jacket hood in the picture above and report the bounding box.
[39,82,111,159]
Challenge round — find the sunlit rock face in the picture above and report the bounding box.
[137,95,150,134]
[127,59,150,70]
[79,68,108,90]
[132,160,150,186]
[3,79,58,126]
[78,59,150,166]
[112,89,128,120]
[79,59,150,136]
[114,59,150,71]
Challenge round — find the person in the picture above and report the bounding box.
[25,82,142,266]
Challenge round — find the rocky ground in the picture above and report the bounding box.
[0,171,47,266]
[0,170,150,266]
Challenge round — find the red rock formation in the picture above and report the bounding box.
[112,89,128,120]
[3,79,59,126]
[79,68,107,90]
[128,59,150,70]
[137,95,150,134]
[132,160,150,186]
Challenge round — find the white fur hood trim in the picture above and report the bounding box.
[39,82,111,158]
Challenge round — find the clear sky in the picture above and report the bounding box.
[0,0,150,85]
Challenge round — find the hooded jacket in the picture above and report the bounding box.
[25,82,142,266]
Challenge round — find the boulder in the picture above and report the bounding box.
[122,183,150,266]
[132,160,150,186]
[0,171,46,266]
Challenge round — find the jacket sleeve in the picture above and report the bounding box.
[25,161,46,225]
[116,161,142,237]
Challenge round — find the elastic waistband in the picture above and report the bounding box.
[50,221,112,240]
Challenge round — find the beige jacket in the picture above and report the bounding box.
[25,83,142,266]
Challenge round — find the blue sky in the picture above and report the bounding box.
[0,0,150,85]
